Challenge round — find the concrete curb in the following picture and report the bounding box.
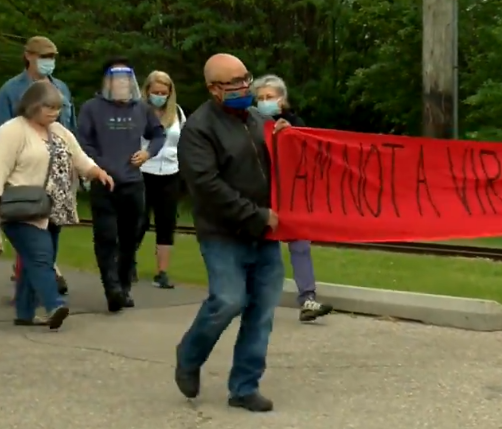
[280,279,502,332]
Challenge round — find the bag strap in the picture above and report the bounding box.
[176,104,186,127]
[43,131,56,189]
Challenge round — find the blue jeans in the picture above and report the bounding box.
[177,239,284,397]
[2,222,64,320]
[287,240,316,305]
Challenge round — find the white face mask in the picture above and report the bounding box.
[37,58,56,76]
[257,99,281,116]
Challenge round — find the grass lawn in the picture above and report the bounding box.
[77,195,502,248]
[4,220,502,304]
[5,227,502,302]
[441,237,502,248]
[5,194,502,302]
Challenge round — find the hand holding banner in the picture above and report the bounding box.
[264,122,502,242]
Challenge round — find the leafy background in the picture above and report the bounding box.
[0,0,501,139]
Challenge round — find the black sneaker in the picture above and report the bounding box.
[299,298,333,322]
[106,289,125,313]
[56,275,69,295]
[153,271,174,289]
[174,345,200,398]
[228,392,274,412]
[47,306,70,330]
[123,292,135,308]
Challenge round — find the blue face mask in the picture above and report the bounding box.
[37,58,55,76]
[222,93,254,110]
[149,94,168,108]
[257,99,281,116]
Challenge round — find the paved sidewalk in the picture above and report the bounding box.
[2,261,502,429]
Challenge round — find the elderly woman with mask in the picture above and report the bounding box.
[252,74,333,322]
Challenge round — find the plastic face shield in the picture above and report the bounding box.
[102,66,141,102]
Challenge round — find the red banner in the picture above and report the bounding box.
[264,122,502,242]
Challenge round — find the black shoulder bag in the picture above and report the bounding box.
[0,133,54,222]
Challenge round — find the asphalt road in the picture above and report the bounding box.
[1,261,502,429]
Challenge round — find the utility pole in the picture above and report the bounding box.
[422,0,458,139]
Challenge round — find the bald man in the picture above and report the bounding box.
[175,54,290,412]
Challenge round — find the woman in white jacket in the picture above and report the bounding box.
[136,71,186,288]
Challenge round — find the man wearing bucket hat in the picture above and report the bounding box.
[0,35,76,295]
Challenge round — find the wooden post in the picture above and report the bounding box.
[422,0,455,139]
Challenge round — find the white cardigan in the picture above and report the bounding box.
[140,105,186,176]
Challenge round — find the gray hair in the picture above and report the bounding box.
[16,81,63,119]
[252,74,288,101]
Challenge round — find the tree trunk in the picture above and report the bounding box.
[422,0,455,139]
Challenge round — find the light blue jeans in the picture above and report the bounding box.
[177,239,284,397]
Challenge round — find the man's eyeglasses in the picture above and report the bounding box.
[213,72,253,87]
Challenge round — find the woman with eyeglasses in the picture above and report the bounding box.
[0,81,113,329]
[0,37,76,298]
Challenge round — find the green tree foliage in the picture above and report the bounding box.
[0,0,501,137]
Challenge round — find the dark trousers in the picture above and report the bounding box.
[137,172,179,247]
[90,181,144,294]
[177,239,284,397]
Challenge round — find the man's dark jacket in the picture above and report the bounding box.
[178,100,272,241]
